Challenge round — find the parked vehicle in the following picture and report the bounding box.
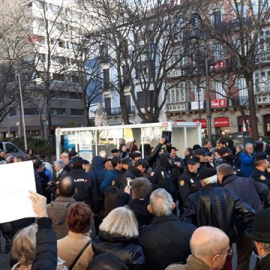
[0,142,26,156]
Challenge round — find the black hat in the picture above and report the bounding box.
[219,147,232,156]
[197,168,217,180]
[131,152,141,159]
[253,141,264,153]
[111,149,120,154]
[245,209,270,243]
[72,156,83,164]
[104,156,113,164]
[82,159,90,165]
[193,149,207,156]
[254,151,267,161]
[187,155,200,165]
[69,150,78,158]
[136,159,150,170]
[193,144,202,150]
[218,139,227,145]
[122,158,132,165]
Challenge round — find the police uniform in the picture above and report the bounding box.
[178,156,201,211]
[250,151,270,189]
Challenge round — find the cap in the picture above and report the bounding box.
[197,168,217,180]
[193,144,202,150]
[193,149,207,156]
[254,151,267,161]
[187,155,200,164]
[111,149,120,154]
[122,158,133,165]
[218,139,227,145]
[219,147,232,156]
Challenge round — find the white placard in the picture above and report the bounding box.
[0,161,37,223]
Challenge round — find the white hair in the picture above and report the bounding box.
[201,175,218,185]
[99,150,107,159]
[150,188,173,216]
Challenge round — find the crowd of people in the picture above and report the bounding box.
[1,137,270,269]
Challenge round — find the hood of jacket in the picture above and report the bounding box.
[91,156,105,170]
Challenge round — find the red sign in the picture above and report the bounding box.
[214,117,229,127]
[211,99,227,108]
[193,119,207,128]
[29,36,43,43]
[210,60,226,72]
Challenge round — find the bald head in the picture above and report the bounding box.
[58,176,75,197]
[190,226,230,270]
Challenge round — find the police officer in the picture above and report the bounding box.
[149,153,175,199]
[250,151,270,190]
[193,148,212,171]
[178,155,201,213]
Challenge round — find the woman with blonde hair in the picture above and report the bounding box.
[11,224,37,270]
[92,207,146,270]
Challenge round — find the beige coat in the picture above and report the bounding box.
[57,231,94,270]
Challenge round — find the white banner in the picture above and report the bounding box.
[0,161,37,223]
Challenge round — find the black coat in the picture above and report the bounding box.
[128,198,154,228]
[255,253,270,269]
[32,218,57,270]
[221,174,269,212]
[92,230,146,270]
[139,214,196,270]
[181,183,255,241]
[67,168,99,213]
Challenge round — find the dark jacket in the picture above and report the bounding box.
[221,174,268,212]
[91,156,106,187]
[100,169,121,193]
[178,169,201,204]
[181,183,255,242]
[149,154,175,197]
[255,253,270,269]
[139,214,196,270]
[251,167,270,189]
[92,230,146,270]
[67,168,99,213]
[120,166,143,191]
[32,217,57,270]
[128,198,155,228]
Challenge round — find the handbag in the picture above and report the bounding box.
[69,239,92,270]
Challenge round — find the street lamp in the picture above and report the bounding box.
[190,13,212,142]
[17,73,27,151]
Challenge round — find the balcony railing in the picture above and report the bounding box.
[106,106,135,116]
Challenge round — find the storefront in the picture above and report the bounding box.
[214,117,230,136]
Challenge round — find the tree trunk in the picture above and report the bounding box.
[119,91,129,124]
[246,76,259,140]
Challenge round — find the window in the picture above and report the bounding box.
[70,92,82,99]
[103,69,110,89]
[53,73,65,81]
[58,40,65,48]
[71,75,80,83]
[211,42,226,62]
[137,91,154,108]
[37,53,46,62]
[10,108,16,116]
[213,80,226,99]
[71,109,84,115]
[34,0,44,10]
[236,77,248,105]
[213,10,221,29]
[167,83,186,103]
[194,82,205,101]
[24,108,39,115]
[100,44,109,62]
[51,108,66,115]
[53,57,67,65]
[254,70,270,93]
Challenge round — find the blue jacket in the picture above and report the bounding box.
[240,152,254,177]
[91,156,106,187]
[100,169,121,193]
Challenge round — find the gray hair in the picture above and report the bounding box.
[53,160,65,169]
[150,188,173,217]
[200,175,218,185]
[99,150,107,159]
[245,143,253,149]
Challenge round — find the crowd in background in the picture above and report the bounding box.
[1,136,270,269]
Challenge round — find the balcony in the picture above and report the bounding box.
[166,102,187,112]
[257,94,270,104]
[106,106,135,116]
